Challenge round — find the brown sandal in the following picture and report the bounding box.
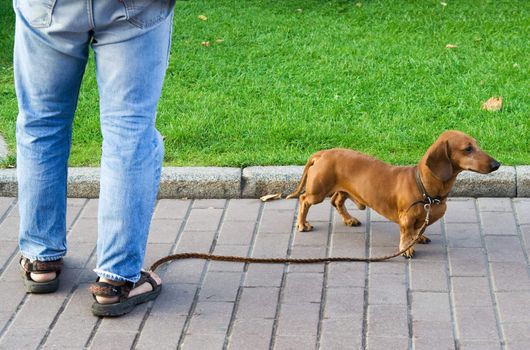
[89,271,162,317]
[19,256,63,293]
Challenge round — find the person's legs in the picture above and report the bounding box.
[91,3,173,285]
[14,0,90,287]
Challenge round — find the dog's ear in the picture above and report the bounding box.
[426,140,453,182]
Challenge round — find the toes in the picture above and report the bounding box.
[298,223,313,232]
[402,248,415,259]
[417,236,431,244]
[344,218,361,227]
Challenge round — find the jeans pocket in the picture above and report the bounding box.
[122,0,175,29]
[15,0,57,28]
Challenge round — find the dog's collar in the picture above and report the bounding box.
[409,168,446,210]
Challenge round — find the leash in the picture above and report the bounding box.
[148,203,434,272]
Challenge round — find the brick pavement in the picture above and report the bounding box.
[0,197,529,350]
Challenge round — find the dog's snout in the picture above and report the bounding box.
[490,160,500,172]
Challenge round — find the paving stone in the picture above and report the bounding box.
[369,260,406,275]
[181,334,226,350]
[0,216,18,241]
[413,336,454,350]
[366,336,409,350]
[184,208,224,231]
[444,199,478,223]
[506,340,530,350]
[324,287,364,318]
[148,219,183,244]
[0,327,48,350]
[292,228,329,247]
[330,232,366,257]
[282,272,324,304]
[410,261,448,292]
[199,271,242,302]
[485,236,526,262]
[368,273,407,305]
[244,264,284,287]
[513,198,530,225]
[186,301,234,335]
[370,221,399,247]
[445,222,482,248]
[495,291,530,323]
[229,318,273,350]
[501,321,530,341]
[153,199,190,219]
[412,320,454,340]
[367,305,408,338]
[175,230,216,253]
[192,199,227,209]
[288,245,327,273]
[480,211,518,236]
[478,198,513,212]
[448,248,488,277]
[411,292,451,323]
[0,241,17,272]
[276,303,320,335]
[275,335,317,350]
[451,276,493,307]
[320,334,362,350]
[68,217,98,243]
[458,340,502,350]
[454,307,499,340]
[209,245,247,272]
[490,262,530,292]
[0,197,15,217]
[163,259,206,284]
[411,234,447,261]
[216,220,256,246]
[235,287,279,319]
[259,209,294,234]
[223,199,261,222]
[326,262,366,288]
[251,233,290,258]
[332,208,366,234]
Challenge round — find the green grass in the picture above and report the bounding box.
[1,0,529,167]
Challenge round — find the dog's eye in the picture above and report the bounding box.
[464,146,474,153]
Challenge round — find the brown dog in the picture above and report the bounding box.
[287,130,500,258]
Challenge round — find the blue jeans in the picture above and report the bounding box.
[14,0,174,283]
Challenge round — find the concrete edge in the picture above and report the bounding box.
[0,135,7,161]
[0,165,528,198]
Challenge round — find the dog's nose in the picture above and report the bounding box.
[490,160,500,171]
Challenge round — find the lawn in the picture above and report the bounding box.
[0,0,528,167]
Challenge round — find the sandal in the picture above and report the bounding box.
[19,256,63,293]
[89,271,162,317]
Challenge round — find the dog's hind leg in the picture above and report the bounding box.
[331,191,361,227]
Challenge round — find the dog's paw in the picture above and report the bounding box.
[402,247,415,259]
[417,235,431,244]
[344,218,361,227]
[297,222,313,232]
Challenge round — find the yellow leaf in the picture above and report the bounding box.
[215,38,224,43]
[201,41,210,47]
[446,44,458,49]
[260,193,282,202]
[198,15,207,21]
[481,97,503,112]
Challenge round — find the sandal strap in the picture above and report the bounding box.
[89,280,132,299]
[133,271,159,290]
[20,256,63,274]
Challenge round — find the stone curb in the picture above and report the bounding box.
[0,165,528,198]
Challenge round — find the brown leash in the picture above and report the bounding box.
[148,203,434,272]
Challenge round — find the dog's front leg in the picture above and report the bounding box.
[399,224,417,259]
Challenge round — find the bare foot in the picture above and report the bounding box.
[20,260,56,282]
[95,271,162,304]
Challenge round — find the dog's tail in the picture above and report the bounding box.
[286,153,321,199]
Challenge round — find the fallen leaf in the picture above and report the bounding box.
[201,41,210,47]
[446,44,457,49]
[440,2,447,6]
[356,2,363,7]
[482,97,503,112]
[215,38,224,43]
[260,193,282,202]
[198,15,207,21]
[295,8,303,13]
